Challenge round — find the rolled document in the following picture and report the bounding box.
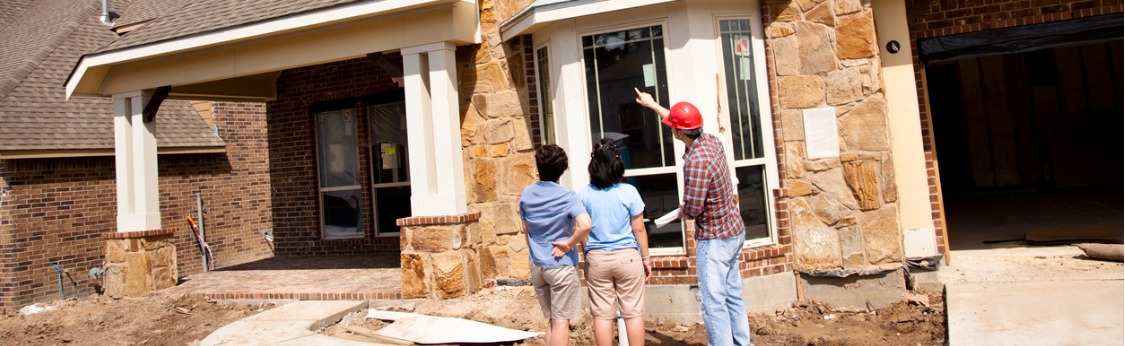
[654,208,680,229]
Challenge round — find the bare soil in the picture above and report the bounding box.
[0,286,943,345]
[326,286,946,346]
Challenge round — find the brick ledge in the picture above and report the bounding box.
[396,212,481,226]
[101,228,176,239]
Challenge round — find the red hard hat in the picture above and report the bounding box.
[663,102,703,129]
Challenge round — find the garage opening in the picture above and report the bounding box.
[921,19,1123,250]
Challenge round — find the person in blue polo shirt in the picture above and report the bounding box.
[520,144,592,346]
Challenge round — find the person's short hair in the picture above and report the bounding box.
[535,144,569,182]
[680,127,702,139]
[588,138,625,189]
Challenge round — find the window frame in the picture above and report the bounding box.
[312,100,365,240]
[366,94,410,238]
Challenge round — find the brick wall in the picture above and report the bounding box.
[266,57,403,256]
[907,0,1124,254]
[0,102,272,309]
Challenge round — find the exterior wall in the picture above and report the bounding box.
[761,0,905,271]
[0,102,272,309]
[266,57,403,256]
[906,0,1124,254]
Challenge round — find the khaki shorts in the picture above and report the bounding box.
[584,248,645,320]
[530,263,582,320]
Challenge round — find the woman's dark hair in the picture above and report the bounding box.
[535,144,569,182]
[588,138,625,189]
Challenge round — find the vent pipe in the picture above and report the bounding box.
[99,0,114,26]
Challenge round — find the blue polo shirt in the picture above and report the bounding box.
[519,181,588,268]
[578,183,645,252]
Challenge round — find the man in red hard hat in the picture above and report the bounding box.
[635,88,752,346]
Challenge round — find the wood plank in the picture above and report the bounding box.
[1002,53,1039,185]
[979,55,1019,186]
[1053,46,1088,113]
[957,58,995,188]
[1080,44,1115,111]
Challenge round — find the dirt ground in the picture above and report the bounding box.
[326,286,945,346]
[0,286,943,346]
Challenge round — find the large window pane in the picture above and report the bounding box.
[720,19,765,160]
[316,108,363,238]
[536,47,556,145]
[735,165,770,241]
[584,25,674,170]
[368,101,411,235]
[629,173,685,249]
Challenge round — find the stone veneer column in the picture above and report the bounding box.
[398,213,482,299]
[102,229,178,297]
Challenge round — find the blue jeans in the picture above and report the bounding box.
[697,235,752,346]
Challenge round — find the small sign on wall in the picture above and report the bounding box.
[803,107,839,159]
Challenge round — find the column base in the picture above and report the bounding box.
[102,229,178,297]
[397,212,481,299]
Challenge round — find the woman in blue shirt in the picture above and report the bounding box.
[579,138,652,346]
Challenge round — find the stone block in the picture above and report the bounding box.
[412,227,459,252]
[103,265,125,298]
[465,250,482,294]
[859,206,903,264]
[780,110,804,141]
[462,61,511,95]
[779,75,824,109]
[795,0,826,11]
[773,35,799,76]
[843,160,881,210]
[839,96,890,151]
[471,158,498,202]
[500,154,537,197]
[811,193,852,225]
[106,239,126,263]
[785,143,806,179]
[787,180,814,196]
[880,153,898,203]
[401,253,430,299]
[834,0,864,15]
[480,245,510,279]
[827,67,864,106]
[804,157,842,172]
[482,119,514,144]
[433,251,466,298]
[767,23,795,38]
[124,252,153,297]
[460,104,483,146]
[473,90,524,118]
[807,3,834,26]
[511,117,534,152]
[838,225,867,266]
[789,198,842,270]
[837,13,876,60]
[773,1,801,22]
[152,264,176,291]
[797,22,836,75]
[810,168,859,210]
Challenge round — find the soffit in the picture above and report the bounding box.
[499,0,676,41]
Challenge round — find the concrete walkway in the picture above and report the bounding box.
[942,246,1124,346]
[201,300,393,345]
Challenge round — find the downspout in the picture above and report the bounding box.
[196,192,208,271]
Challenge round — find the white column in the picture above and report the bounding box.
[112,91,162,232]
[873,0,937,257]
[402,42,467,216]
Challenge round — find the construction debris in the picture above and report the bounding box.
[366,309,540,344]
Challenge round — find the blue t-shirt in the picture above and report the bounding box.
[519,181,588,268]
[578,183,645,252]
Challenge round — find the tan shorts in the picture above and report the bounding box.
[584,248,646,320]
[530,263,582,320]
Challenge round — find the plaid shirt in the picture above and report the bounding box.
[681,133,744,240]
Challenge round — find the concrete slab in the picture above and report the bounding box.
[201,300,368,346]
[946,280,1123,346]
[801,269,908,309]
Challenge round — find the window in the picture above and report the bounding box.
[535,46,556,145]
[583,25,684,250]
[316,107,363,239]
[368,100,411,236]
[719,18,772,242]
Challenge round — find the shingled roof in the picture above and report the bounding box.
[0,0,224,157]
[96,0,359,53]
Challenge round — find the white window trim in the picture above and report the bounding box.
[315,108,365,240]
[533,43,554,145]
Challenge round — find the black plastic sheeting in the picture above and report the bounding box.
[918,14,1123,63]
